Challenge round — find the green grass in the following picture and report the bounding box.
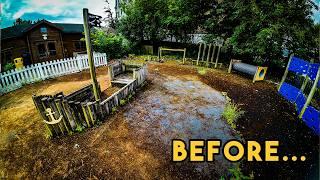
[197,67,207,75]
[222,101,244,129]
[120,99,127,106]
[227,166,254,180]
[111,107,117,114]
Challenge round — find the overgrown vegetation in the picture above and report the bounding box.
[116,0,319,67]
[4,63,15,72]
[222,96,244,129]
[197,67,207,75]
[220,166,254,180]
[90,29,130,59]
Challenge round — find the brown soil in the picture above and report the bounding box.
[0,62,319,179]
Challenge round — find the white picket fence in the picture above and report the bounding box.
[0,53,108,95]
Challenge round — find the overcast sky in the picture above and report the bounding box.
[0,0,319,28]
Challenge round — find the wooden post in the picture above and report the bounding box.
[83,8,100,101]
[107,65,113,88]
[211,45,216,64]
[183,48,186,64]
[228,59,233,73]
[299,67,320,118]
[206,44,212,67]
[214,46,221,68]
[201,44,207,63]
[196,43,202,66]
[278,54,294,91]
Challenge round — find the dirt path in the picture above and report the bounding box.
[0,62,319,179]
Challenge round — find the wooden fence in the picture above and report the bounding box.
[0,53,107,95]
[32,62,148,137]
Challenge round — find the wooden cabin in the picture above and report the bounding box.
[1,20,86,71]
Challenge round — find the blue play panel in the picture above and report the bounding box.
[279,56,320,135]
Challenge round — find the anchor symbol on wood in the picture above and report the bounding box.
[44,108,63,125]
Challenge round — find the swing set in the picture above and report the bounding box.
[278,55,320,135]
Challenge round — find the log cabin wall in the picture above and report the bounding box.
[27,25,64,63]
[62,33,86,58]
[1,38,29,65]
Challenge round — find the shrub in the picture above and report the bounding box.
[4,63,15,72]
[90,29,130,59]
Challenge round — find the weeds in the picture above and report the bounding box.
[75,125,84,133]
[112,107,117,114]
[197,67,207,75]
[222,93,244,129]
[228,166,254,180]
[120,99,127,106]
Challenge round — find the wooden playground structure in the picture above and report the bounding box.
[192,43,223,68]
[158,47,187,64]
[32,61,148,137]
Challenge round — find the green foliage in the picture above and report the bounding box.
[128,94,133,100]
[75,125,84,133]
[222,101,244,129]
[228,166,254,180]
[120,99,127,106]
[111,107,117,114]
[203,0,319,66]
[90,29,129,59]
[197,67,207,75]
[4,63,15,72]
[117,0,318,67]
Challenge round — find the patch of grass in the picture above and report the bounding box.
[222,101,244,129]
[197,67,207,75]
[75,125,84,133]
[228,166,254,180]
[120,99,127,106]
[112,107,117,114]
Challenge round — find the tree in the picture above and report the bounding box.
[13,18,32,26]
[104,0,117,29]
[90,29,129,59]
[203,0,319,66]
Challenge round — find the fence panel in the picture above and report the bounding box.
[0,53,107,95]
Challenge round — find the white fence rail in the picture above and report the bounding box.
[0,53,108,95]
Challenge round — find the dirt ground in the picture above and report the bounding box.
[0,61,319,179]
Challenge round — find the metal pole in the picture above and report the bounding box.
[299,67,320,118]
[83,8,100,101]
[278,54,294,91]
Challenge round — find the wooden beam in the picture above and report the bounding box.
[196,43,202,66]
[214,46,221,68]
[206,44,212,67]
[83,8,100,101]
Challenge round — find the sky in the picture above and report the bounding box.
[0,0,115,28]
[0,0,319,28]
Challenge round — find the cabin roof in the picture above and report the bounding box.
[1,20,84,40]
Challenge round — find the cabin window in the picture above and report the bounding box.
[48,42,56,55]
[74,41,86,51]
[1,50,13,65]
[40,27,48,33]
[37,43,46,57]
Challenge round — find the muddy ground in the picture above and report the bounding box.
[0,61,319,179]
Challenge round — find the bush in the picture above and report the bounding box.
[90,29,130,59]
[4,63,15,72]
